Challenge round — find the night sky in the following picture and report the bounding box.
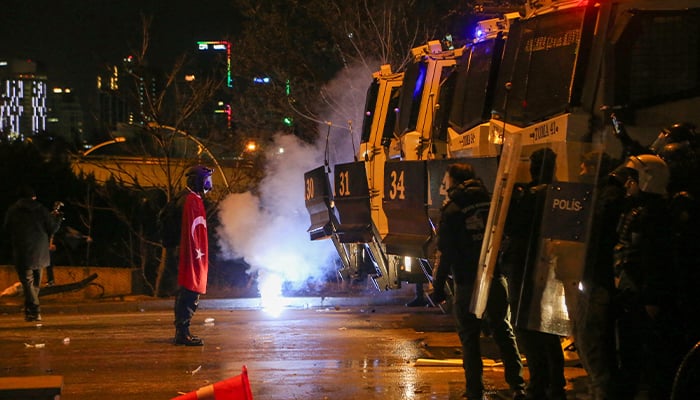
[1,0,241,103]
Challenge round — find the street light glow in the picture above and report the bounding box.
[82,137,127,156]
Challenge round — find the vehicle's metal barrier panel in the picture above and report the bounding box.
[303,166,335,240]
[382,160,432,257]
[334,162,373,243]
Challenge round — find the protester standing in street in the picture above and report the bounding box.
[432,163,526,400]
[3,186,62,322]
[174,165,213,346]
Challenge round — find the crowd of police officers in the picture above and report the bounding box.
[542,121,700,400]
[432,120,700,400]
[583,120,700,400]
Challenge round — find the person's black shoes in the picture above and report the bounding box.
[174,334,203,346]
[25,314,42,322]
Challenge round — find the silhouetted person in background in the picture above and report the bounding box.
[3,186,62,322]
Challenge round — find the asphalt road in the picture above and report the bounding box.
[1,299,588,400]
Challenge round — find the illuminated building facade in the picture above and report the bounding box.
[96,56,162,136]
[186,40,233,135]
[47,87,86,147]
[96,63,130,133]
[0,58,48,139]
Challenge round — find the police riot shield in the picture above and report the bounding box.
[471,131,523,318]
[471,125,606,336]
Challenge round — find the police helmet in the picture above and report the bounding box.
[624,154,669,195]
[658,141,698,171]
[649,122,697,154]
[658,141,699,190]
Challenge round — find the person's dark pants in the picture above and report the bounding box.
[46,264,55,285]
[613,303,681,400]
[572,285,616,400]
[517,329,567,399]
[16,266,42,318]
[174,287,200,337]
[453,275,526,399]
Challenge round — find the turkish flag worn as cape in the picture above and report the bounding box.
[178,191,209,294]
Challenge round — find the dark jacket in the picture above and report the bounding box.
[3,198,62,270]
[436,178,491,286]
[613,193,673,308]
[583,178,626,291]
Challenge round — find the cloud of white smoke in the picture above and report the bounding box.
[216,135,336,286]
[215,60,380,301]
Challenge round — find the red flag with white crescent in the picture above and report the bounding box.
[178,191,209,293]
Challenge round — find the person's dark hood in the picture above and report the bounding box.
[447,178,490,208]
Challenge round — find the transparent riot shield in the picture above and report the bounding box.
[513,141,605,336]
[472,126,607,336]
[471,130,522,318]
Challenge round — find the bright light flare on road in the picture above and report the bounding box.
[259,271,288,317]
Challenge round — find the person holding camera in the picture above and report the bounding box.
[3,186,62,322]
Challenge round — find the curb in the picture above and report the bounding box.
[0,293,423,316]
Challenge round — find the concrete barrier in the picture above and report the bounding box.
[0,265,141,300]
[0,376,63,399]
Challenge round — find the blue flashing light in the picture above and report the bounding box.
[253,77,271,84]
[413,63,427,100]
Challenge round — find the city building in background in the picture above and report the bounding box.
[96,55,163,140]
[0,58,48,140]
[96,62,130,134]
[185,40,234,138]
[47,87,87,147]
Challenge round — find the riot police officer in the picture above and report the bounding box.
[612,154,676,399]
[500,148,568,400]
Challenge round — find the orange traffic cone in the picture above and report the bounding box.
[172,366,253,400]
